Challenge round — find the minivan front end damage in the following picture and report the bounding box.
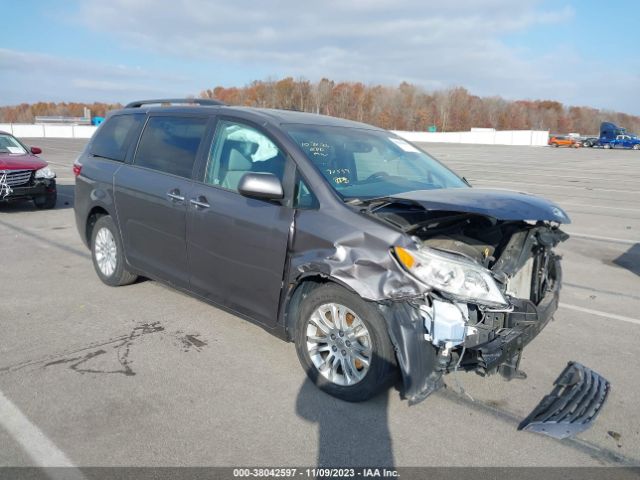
[361,191,572,404]
[287,188,577,404]
[380,247,563,404]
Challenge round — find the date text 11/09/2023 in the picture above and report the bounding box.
[232,468,399,478]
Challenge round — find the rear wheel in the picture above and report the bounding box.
[91,215,138,286]
[34,192,56,209]
[633,144,640,150]
[604,143,611,149]
[294,283,397,402]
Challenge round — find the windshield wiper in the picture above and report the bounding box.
[344,196,389,207]
[345,196,417,215]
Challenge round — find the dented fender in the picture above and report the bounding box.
[286,207,428,302]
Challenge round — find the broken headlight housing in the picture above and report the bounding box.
[394,246,508,307]
[35,166,56,179]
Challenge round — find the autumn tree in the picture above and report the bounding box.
[3,78,639,135]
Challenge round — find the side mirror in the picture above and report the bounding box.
[30,146,42,155]
[238,172,284,200]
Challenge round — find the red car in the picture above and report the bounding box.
[0,131,56,209]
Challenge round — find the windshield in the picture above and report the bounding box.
[0,134,27,154]
[285,124,467,200]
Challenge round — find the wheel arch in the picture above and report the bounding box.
[85,205,112,246]
[282,273,361,342]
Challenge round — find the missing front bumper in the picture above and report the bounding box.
[518,361,610,439]
[0,181,54,202]
[380,257,563,404]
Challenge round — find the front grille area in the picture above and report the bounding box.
[518,361,610,439]
[0,169,33,187]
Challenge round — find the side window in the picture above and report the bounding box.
[134,116,208,178]
[90,114,144,161]
[294,174,318,209]
[204,120,287,192]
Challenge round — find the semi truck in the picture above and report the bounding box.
[587,122,640,149]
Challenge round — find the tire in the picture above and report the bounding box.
[604,144,611,149]
[552,143,559,147]
[633,144,640,150]
[90,215,138,287]
[34,192,57,210]
[294,283,398,402]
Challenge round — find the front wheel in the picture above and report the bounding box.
[91,215,138,286]
[633,144,640,150]
[294,284,398,402]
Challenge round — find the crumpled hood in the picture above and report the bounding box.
[0,153,47,171]
[390,188,571,224]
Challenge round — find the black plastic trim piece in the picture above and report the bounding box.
[518,361,610,439]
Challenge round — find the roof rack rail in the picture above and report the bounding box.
[124,98,225,109]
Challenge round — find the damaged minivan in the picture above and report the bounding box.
[75,99,572,404]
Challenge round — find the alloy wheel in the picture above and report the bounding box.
[94,227,117,277]
[305,303,372,386]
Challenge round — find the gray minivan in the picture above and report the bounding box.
[74,99,574,405]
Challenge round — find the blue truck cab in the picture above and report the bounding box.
[599,122,640,149]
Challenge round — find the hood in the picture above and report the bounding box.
[389,188,571,224]
[0,153,47,171]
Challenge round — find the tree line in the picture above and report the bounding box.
[202,78,640,135]
[2,78,639,135]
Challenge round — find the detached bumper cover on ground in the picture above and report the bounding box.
[519,362,610,439]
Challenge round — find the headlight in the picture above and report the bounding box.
[394,245,507,307]
[35,166,56,179]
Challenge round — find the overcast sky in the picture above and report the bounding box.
[1,0,639,114]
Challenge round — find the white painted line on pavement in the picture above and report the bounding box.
[561,203,640,213]
[46,161,76,167]
[560,303,640,326]
[468,178,640,195]
[0,389,80,470]
[567,232,639,245]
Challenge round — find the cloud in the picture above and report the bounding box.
[0,48,189,82]
[72,0,631,109]
[0,48,189,104]
[3,1,638,114]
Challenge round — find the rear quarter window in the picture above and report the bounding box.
[90,114,145,161]
[133,116,208,178]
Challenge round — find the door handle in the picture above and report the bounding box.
[167,189,185,202]
[190,196,210,209]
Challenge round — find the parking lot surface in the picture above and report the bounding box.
[1,139,639,467]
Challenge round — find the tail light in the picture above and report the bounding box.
[72,160,82,177]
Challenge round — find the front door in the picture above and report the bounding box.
[187,119,294,326]
[114,114,209,288]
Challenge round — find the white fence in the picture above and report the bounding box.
[1,122,549,146]
[0,123,98,139]
[393,129,549,146]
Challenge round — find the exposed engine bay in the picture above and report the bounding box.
[368,199,569,401]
